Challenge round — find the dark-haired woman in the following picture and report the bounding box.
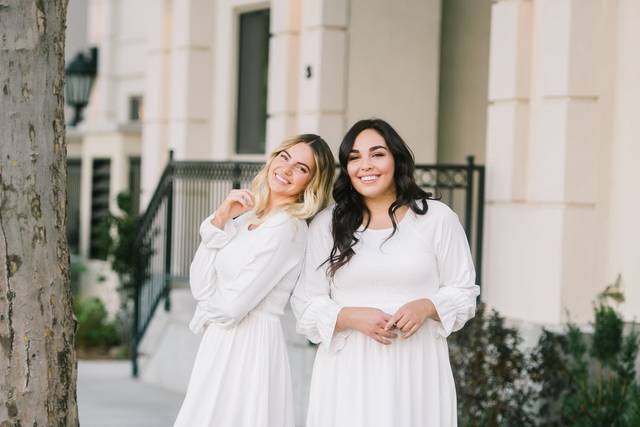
[291,119,479,427]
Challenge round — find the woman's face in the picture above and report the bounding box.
[346,129,396,200]
[267,142,317,201]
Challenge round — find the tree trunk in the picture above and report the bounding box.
[0,0,78,425]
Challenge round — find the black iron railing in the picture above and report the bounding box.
[130,154,484,376]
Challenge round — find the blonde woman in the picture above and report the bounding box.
[173,135,334,427]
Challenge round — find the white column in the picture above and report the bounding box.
[266,0,302,152]
[167,0,215,160]
[484,0,604,324]
[297,0,348,153]
[606,0,640,320]
[84,0,117,127]
[140,0,172,207]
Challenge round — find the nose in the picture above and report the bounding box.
[282,163,294,175]
[359,157,372,171]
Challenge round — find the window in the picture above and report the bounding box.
[235,9,270,155]
[129,95,143,122]
[66,159,82,254]
[90,159,111,259]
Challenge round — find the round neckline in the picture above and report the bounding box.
[244,209,289,231]
[357,209,412,233]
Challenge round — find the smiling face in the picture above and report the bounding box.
[346,128,396,201]
[267,142,317,203]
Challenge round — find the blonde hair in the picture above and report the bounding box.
[250,134,335,223]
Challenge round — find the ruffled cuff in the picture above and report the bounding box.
[429,286,479,338]
[188,302,209,334]
[199,212,237,248]
[430,292,456,338]
[297,297,352,353]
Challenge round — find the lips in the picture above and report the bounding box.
[358,175,379,183]
[274,172,291,185]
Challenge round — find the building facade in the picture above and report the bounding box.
[66,0,640,421]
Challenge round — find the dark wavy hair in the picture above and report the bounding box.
[324,118,435,279]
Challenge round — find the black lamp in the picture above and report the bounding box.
[65,47,98,126]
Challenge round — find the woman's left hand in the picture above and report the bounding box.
[385,299,439,339]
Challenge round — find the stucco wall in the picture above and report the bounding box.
[436,0,491,164]
[346,0,441,163]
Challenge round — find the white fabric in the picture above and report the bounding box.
[174,210,307,427]
[291,201,480,427]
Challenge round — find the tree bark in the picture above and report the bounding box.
[0,0,78,425]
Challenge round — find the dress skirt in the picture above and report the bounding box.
[306,320,457,427]
[174,311,295,427]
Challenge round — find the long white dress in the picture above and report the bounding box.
[173,210,307,427]
[291,200,480,427]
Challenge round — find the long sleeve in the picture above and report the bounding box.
[291,210,351,352]
[430,208,480,338]
[189,212,237,301]
[190,217,306,332]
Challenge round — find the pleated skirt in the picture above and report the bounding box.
[174,311,294,427]
[306,321,457,427]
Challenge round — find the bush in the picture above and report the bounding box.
[532,295,640,426]
[450,281,640,427]
[449,303,536,426]
[74,297,121,350]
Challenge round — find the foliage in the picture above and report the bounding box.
[74,297,121,349]
[95,192,142,303]
[94,191,156,353]
[69,253,87,296]
[451,280,640,427]
[531,290,640,427]
[449,303,536,426]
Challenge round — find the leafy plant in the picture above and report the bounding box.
[530,279,639,427]
[94,191,158,355]
[95,192,145,303]
[451,278,639,427]
[74,297,121,349]
[449,303,536,426]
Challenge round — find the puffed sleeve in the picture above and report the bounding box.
[188,212,238,302]
[291,210,352,352]
[429,208,480,337]
[191,219,307,331]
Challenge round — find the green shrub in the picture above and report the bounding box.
[74,297,121,349]
[94,192,143,302]
[532,299,639,426]
[450,281,639,427]
[449,303,536,427]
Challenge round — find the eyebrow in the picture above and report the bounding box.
[282,149,311,171]
[349,145,389,153]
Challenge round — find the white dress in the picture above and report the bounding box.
[291,201,480,427]
[174,210,307,427]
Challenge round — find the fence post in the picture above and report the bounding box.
[464,156,475,242]
[476,165,485,288]
[131,237,142,377]
[232,163,241,189]
[164,150,174,312]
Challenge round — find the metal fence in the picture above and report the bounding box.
[131,154,484,376]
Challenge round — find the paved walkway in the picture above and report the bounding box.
[78,360,184,427]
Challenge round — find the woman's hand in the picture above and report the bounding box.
[212,189,255,229]
[385,299,439,339]
[337,307,397,345]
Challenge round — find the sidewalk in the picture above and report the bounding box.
[77,360,184,427]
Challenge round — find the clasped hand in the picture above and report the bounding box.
[338,299,438,345]
[384,299,438,340]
